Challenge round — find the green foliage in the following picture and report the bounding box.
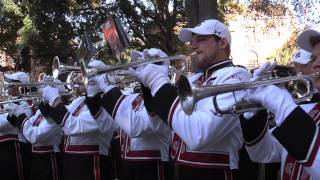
[0,0,24,59]
[267,30,300,65]
[111,0,186,55]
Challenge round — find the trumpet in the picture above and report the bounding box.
[0,97,41,105]
[52,56,81,78]
[178,73,319,115]
[79,55,187,87]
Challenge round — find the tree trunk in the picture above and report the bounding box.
[185,0,219,26]
[199,0,219,22]
[185,0,199,26]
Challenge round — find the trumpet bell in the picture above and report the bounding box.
[52,56,81,78]
[178,75,195,115]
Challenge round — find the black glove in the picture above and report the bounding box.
[38,102,53,117]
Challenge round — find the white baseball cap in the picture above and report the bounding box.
[292,49,312,64]
[178,19,232,45]
[298,29,320,52]
[4,71,30,83]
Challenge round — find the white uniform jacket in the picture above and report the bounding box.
[0,113,21,142]
[0,101,33,143]
[151,60,251,169]
[22,109,63,153]
[47,96,117,156]
[241,103,320,180]
[88,89,171,161]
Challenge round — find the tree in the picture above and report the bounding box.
[0,0,24,66]
[268,30,300,65]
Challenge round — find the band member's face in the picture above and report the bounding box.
[190,35,221,70]
[311,43,320,89]
[293,62,312,75]
[8,86,19,96]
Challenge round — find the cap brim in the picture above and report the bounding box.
[178,28,213,42]
[4,74,19,82]
[298,29,320,52]
[293,59,309,64]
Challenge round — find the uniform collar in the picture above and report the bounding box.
[204,59,233,79]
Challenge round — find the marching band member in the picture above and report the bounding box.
[39,61,117,180]
[0,71,33,180]
[240,29,320,180]
[85,58,171,180]
[132,19,250,179]
[141,19,250,180]
[19,80,66,180]
[21,102,63,180]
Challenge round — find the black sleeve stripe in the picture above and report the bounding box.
[301,126,320,166]
[272,107,316,161]
[239,110,269,146]
[101,87,123,115]
[21,117,28,130]
[93,107,104,120]
[168,97,180,128]
[153,83,178,123]
[48,103,69,126]
[17,114,27,129]
[85,94,102,117]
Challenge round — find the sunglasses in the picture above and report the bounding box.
[311,54,318,62]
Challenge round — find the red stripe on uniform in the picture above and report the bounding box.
[157,161,165,180]
[32,145,54,152]
[65,144,99,154]
[0,134,19,142]
[51,154,59,180]
[94,154,100,180]
[72,102,86,117]
[177,143,230,169]
[15,142,24,180]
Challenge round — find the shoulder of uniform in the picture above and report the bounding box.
[215,66,250,76]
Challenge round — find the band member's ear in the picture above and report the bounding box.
[218,38,228,49]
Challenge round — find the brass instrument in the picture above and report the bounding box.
[79,55,187,87]
[0,97,41,105]
[52,56,81,78]
[178,73,318,115]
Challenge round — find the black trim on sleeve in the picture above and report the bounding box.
[240,110,269,146]
[85,93,102,117]
[272,107,316,161]
[16,114,27,129]
[38,102,53,117]
[7,115,18,127]
[48,103,69,125]
[140,84,155,115]
[153,83,178,123]
[101,87,122,115]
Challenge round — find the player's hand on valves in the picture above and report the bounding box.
[91,73,115,94]
[245,85,297,125]
[136,48,170,96]
[143,48,168,59]
[251,61,277,81]
[39,86,60,107]
[5,103,23,117]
